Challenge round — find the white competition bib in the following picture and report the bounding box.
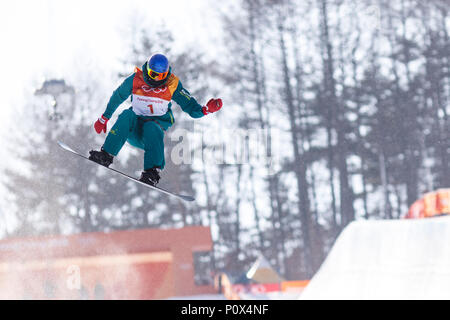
[131,94,170,116]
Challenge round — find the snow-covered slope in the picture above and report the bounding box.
[301,216,450,299]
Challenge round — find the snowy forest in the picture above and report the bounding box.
[2,0,449,281]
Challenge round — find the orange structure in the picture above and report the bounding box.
[0,226,215,299]
[214,273,310,299]
[406,189,450,219]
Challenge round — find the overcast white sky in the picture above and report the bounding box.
[0,0,219,108]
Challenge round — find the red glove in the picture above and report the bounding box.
[202,98,223,115]
[94,115,109,134]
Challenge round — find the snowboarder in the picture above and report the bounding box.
[89,53,223,186]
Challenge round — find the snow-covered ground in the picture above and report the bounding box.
[301,216,450,299]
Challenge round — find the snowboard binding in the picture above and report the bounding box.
[88,148,114,168]
[139,168,161,186]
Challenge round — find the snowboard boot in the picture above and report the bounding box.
[88,148,114,168]
[139,168,161,186]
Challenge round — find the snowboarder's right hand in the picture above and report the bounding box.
[94,115,109,134]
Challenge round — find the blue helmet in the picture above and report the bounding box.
[148,53,169,73]
[145,53,170,87]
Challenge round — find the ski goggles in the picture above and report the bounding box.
[147,67,169,81]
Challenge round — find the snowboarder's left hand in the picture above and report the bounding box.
[202,98,223,115]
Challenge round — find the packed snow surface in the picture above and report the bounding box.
[301,216,450,299]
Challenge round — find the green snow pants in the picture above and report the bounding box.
[102,108,166,170]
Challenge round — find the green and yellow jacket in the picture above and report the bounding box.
[103,63,205,131]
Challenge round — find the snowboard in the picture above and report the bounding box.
[57,141,195,202]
